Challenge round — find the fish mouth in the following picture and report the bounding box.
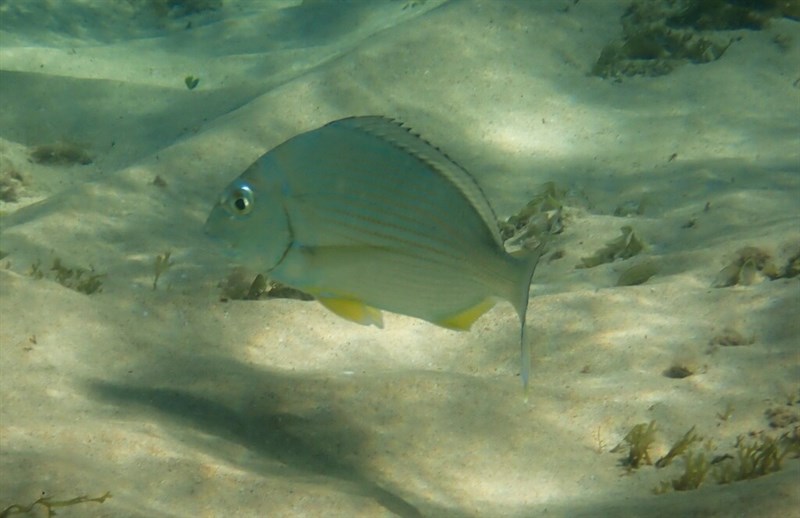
[202,215,238,258]
[203,207,227,239]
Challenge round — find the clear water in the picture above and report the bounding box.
[1,1,798,516]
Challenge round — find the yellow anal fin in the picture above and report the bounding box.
[435,299,496,331]
[317,297,384,328]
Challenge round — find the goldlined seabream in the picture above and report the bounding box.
[205,116,541,388]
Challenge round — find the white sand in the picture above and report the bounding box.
[1,1,799,516]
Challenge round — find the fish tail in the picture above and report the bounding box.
[512,243,546,394]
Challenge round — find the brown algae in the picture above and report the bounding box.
[617,259,659,286]
[28,257,105,294]
[30,142,92,165]
[577,226,644,269]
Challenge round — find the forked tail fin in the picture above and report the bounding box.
[512,241,546,396]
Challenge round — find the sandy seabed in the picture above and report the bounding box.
[1,1,799,517]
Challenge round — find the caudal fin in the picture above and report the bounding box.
[511,242,546,395]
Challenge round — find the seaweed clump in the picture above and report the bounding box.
[28,257,106,295]
[184,75,200,89]
[150,0,222,18]
[612,420,657,469]
[613,198,647,217]
[219,270,313,302]
[653,428,800,494]
[577,226,644,268]
[616,259,659,286]
[0,158,27,202]
[711,246,772,287]
[773,243,800,279]
[713,431,799,484]
[499,181,565,254]
[152,251,173,290]
[653,450,711,493]
[592,0,735,79]
[609,419,800,495]
[30,142,92,165]
[708,327,755,348]
[667,0,800,30]
[591,0,800,80]
[710,244,800,288]
[656,426,703,467]
[1,491,111,518]
[765,407,800,428]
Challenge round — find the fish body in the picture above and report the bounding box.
[205,117,540,387]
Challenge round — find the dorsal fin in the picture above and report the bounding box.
[327,116,503,247]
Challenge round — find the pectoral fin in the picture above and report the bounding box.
[317,296,384,328]
[435,298,496,331]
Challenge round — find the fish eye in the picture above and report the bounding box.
[227,185,254,215]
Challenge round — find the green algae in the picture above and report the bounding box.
[652,428,800,494]
[608,418,800,495]
[713,432,798,484]
[672,451,711,491]
[153,251,173,290]
[184,75,200,90]
[1,491,111,518]
[656,426,703,468]
[612,420,657,469]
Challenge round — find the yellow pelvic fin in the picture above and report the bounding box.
[317,297,384,328]
[435,299,496,331]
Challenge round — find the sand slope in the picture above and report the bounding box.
[1,1,799,516]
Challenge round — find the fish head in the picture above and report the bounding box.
[204,159,292,272]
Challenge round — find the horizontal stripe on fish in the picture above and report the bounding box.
[325,117,502,243]
[290,194,497,265]
[275,132,501,242]
[286,245,508,324]
[289,185,495,249]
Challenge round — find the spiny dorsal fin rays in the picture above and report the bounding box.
[327,117,504,248]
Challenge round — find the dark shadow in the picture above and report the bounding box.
[0,70,265,173]
[85,366,428,518]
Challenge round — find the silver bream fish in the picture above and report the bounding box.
[205,116,541,387]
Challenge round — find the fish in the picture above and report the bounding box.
[205,116,542,389]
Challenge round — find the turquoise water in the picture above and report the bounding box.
[1,1,799,516]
